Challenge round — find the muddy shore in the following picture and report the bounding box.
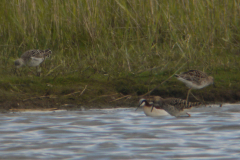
[1,74,239,112]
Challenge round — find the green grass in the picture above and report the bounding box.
[1,0,240,74]
[0,0,240,109]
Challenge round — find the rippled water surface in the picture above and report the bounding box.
[1,104,240,159]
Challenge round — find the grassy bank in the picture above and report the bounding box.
[0,0,240,110]
[1,68,240,111]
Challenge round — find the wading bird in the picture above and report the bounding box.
[14,49,52,76]
[174,70,214,104]
[150,96,203,117]
[136,98,169,117]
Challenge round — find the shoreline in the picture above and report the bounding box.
[0,90,236,113]
[1,70,240,112]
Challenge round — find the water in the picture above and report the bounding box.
[0,104,240,160]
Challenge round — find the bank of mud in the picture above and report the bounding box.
[0,85,239,112]
[0,71,240,112]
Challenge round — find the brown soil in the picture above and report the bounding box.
[1,87,239,113]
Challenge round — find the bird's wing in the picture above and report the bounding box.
[21,50,43,58]
[178,70,208,84]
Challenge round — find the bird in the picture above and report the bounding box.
[14,49,52,76]
[151,96,203,117]
[174,70,214,104]
[136,98,169,117]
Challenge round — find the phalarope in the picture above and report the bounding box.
[136,98,169,117]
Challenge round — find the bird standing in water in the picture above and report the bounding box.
[151,96,203,117]
[136,98,169,117]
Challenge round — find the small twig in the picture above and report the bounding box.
[99,93,120,97]
[9,83,22,92]
[109,95,131,102]
[45,64,62,77]
[88,93,120,102]
[79,85,88,96]
[123,95,132,101]
[63,85,88,97]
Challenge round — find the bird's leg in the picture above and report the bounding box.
[14,68,20,76]
[14,68,18,76]
[15,68,23,76]
[186,113,191,117]
[186,88,192,107]
[151,105,154,112]
[36,67,39,76]
[36,66,41,77]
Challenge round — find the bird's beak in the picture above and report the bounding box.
[135,104,141,111]
[151,105,154,112]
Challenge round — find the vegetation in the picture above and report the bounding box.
[0,0,240,110]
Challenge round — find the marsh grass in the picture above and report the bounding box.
[0,0,240,106]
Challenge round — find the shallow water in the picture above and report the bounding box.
[0,104,240,160]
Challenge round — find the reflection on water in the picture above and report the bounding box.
[0,104,240,159]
